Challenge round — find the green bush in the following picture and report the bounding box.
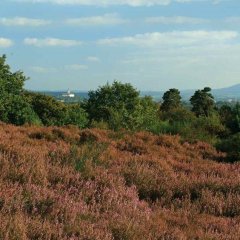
[65,104,88,129]
[26,92,68,126]
[217,133,240,162]
[0,95,41,126]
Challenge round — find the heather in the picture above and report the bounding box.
[0,123,239,239]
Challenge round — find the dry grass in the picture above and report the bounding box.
[0,123,239,239]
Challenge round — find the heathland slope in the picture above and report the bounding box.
[0,123,239,239]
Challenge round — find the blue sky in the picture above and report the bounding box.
[0,0,240,91]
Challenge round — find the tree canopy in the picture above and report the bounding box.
[190,87,215,117]
[161,88,182,112]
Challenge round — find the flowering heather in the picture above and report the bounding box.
[0,123,239,239]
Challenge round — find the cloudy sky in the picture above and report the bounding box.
[0,0,240,91]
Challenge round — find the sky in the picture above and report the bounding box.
[0,0,240,91]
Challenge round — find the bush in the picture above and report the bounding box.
[159,107,196,124]
[0,95,41,126]
[65,104,88,129]
[217,133,240,162]
[26,92,68,126]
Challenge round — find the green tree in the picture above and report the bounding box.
[0,55,39,125]
[190,87,215,117]
[138,96,160,130]
[0,55,26,96]
[232,103,240,133]
[65,104,88,128]
[85,81,161,131]
[217,133,240,162]
[105,96,160,131]
[160,88,182,112]
[160,107,196,124]
[26,92,68,126]
[3,95,41,126]
[218,103,240,134]
[85,81,140,123]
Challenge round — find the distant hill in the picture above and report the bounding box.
[212,84,240,99]
[142,84,240,101]
[37,84,240,102]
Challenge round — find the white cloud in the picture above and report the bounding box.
[24,38,83,47]
[30,64,88,73]
[65,64,88,70]
[145,16,207,24]
[13,0,219,6]
[224,17,240,24]
[30,66,57,73]
[0,38,14,48]
[119,43,240,89]
[87,56,100,62]
[65,13,127,26]
[0,17,51,26]
[98,31,238,47]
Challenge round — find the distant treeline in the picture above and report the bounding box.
[0,55,239,162]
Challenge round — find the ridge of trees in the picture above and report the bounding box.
[0,55,239,161]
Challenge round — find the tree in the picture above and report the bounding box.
[85,81,140,123]
[26,92,68,126]
[160,107,196,124]
[3,95,41,126]
[217,133,240,162]
[0,55,26,96]
[160,88,182,112]
[232,103,240,133]
[65,104,88,129]
[190,87,215,117]
[84,81,161,131]
[0,55,38,125]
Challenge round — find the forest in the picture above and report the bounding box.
[0,55,240,239]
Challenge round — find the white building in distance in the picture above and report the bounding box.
[62,89,75,98]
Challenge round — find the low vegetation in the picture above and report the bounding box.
[0,124,239,239]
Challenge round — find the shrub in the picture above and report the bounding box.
[217,133,240,162]
[65,104,88,129]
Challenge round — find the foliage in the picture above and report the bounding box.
[217,133,240,162]
[0,55,34,125]
[138,96,160,130]
[190,87,216,117]
[85,81,160,131]
[0,124,239,239]
[219,103,240,135]
[65,104,88,129]
[85,80,139,120]
[2,95,41,126]
[160,106,196,124]
[232,103,240,133]
[160,88,182,112]
[25,92,68,126]
[0,54,26,96]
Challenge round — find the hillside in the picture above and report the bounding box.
[0,123,240,239]
[142,84,240,101]
[212,84,240,99]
